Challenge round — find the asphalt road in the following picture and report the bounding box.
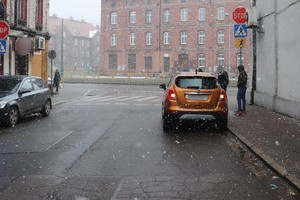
[0,84,296,199]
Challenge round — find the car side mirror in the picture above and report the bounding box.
[159,83,166,91]
[19,88,31,95]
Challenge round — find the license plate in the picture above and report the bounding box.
[185,94,208,100]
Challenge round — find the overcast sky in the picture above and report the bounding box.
[49,0,101,25]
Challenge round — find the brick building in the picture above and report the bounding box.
[48,16,100,75]
[101,0,251,76]
[0,0,50,82]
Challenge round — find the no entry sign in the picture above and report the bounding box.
[232,7,247,24]
[0,20,10,39]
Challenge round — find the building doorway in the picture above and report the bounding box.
[178,53,189,71]
[15,54,28,75]
[0,55,3,75]
[163,57,170,72]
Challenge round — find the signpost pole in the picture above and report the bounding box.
[239,47,242,65]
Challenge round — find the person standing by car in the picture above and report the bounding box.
[216,66,229,91]
[236,65,248,114]
[53,69,61,93]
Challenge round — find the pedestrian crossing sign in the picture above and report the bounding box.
[236,38,246,48]
[234,24,247,38]
[0,40,6,54]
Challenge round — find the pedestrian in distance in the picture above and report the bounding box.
[53,69,61,93]
[235,65,248,115]
[216,66,229,91]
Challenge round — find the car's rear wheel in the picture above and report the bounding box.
[8,106,19,127]
[217,116,228,132]
[41,100,51,116]
[163,117,172,131]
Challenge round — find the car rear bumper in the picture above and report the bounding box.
[164,110,228,121]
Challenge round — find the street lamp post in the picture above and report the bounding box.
[226,13,231,75]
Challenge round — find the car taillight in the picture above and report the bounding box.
[219,89,226,101]
[167,88,176,100]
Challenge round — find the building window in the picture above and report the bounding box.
[145,57,152,69]
[198,31,205,44]
[163,32,170,45]
[181,0,186,3]
[146,0,152,5]
[163,9,170,23]
[181,8,188,21]
[111,2,116,8]
[81,40,84,46]
[130,32,135,46]
[218,54,224,66]
[199,8,205,21]
[146,10,152,23]
[36,0,43,29]
[199,54,205,67]
[217,30,224,44]
[75,39,78,46]
[146,32,152,45]
[129,11,136,24]
[237,53,244,66]
[130,0,136,6]
[109,54,117,69]
[128,54,136,69]
[16,0,28,25]
[181,31,187,44]
[218,7,224,20]
[111,34,117,46]
[111,12,117,24]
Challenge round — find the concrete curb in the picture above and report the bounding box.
[228,125,300,192]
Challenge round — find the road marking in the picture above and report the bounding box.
[82,95,115,101]
[118,96,143,101]
[133,96,158,102]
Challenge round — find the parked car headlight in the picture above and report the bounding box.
[0,101,7,109]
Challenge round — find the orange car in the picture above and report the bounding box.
[159,71,228,131]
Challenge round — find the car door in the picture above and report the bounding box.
[31,77,48,109]
[18,78,35,115]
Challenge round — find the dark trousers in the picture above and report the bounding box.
[54,83,59,92]
[237,87,247,111]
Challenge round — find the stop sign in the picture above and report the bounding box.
[232,7,247,24]
[0,20,10,39]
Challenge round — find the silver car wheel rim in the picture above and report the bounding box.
[45,101,51,114]
[10,108,18,125]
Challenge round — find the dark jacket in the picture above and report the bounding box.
[217,70,229,90]
[53,71,61,85]
[237,65,247,88]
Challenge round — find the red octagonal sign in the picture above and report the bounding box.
[232,7,247,24]
[0,20,10,39]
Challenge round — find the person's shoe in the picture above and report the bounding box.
[234,110,243,116]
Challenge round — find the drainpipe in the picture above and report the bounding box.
[250,0,256,105]
[273,0,279,110]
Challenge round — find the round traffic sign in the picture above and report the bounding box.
[0,20,10,39]
[48,50,56,59]
[232,7,247,24]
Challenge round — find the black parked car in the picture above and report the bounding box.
[0,75,52,127]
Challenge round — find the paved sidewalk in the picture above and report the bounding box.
[228,105,300,192]
[51,86,300,192]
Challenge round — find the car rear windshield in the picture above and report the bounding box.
[175,76,217,89]
[0,78,21,93]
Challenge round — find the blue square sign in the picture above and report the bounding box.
[0,40,6,54]
[234,24,247,38]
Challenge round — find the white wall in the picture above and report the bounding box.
[255,0,300,119]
